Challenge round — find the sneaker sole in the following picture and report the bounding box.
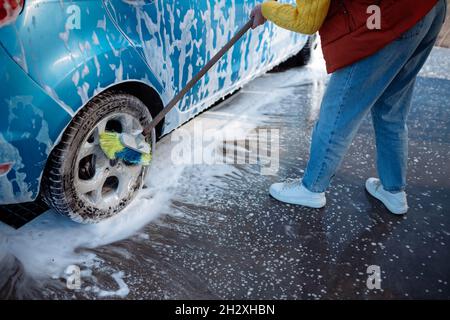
[365,183,408,215]
[269,191,326,209]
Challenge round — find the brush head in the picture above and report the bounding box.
[99,132,125,159]
[115,148,152,165]
[119,134,151,154]
[99,132,152,166]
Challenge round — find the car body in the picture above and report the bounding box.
[0,0,309,215]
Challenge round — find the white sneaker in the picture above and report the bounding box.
[269,179,326,208]
[365,178,408,215]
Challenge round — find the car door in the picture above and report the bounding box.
[104,0,253,111]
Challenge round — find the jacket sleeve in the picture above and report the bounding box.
[261,0,330,35]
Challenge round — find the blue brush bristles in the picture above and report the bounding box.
[116,148,146,165]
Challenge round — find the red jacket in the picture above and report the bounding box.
[0,0,23,27]
[319,0,439,73]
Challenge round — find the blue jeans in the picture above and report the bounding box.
[302,0,446,193]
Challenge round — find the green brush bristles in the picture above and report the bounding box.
[99,132,125,159]
[99,132,152,166]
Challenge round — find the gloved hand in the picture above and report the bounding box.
[250,4,267,29]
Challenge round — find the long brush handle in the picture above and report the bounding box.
[144,19,254,135]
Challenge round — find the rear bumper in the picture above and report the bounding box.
[0,44,71,204]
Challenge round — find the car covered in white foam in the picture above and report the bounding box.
[0,0,313,223]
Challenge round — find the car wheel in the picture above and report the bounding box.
[42,92,156,224]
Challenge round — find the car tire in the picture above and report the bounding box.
[269,34,317,72]
[42,92,156,224]
[295,34,317,66]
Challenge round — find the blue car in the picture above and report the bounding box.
[0,0,312,223]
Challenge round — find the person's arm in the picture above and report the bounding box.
[260,0,330,34]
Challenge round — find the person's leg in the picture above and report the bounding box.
[270,0,445,207]
[371,1,446,192]
[365,0,446,214]
[302,1,446,194]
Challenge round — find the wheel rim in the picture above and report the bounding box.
[74,112,147,211]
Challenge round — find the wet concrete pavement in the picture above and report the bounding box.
[0,47,449,300]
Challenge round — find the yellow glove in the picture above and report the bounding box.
[261,0,331,35]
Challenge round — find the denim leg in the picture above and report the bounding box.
[302,0,445,193]
[302,56,393,193]
[371,80,414,193]
[302,65,370,193]
[371,1,446,192]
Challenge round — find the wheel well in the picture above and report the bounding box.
[103,81,165,138]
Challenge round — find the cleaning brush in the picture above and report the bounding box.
[99,19,254,165]
[99,132,152,165]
